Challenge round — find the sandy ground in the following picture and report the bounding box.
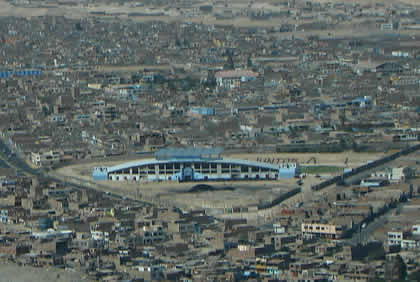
[0,263,89,282]
[156,181,299,208]
[53,151,385,208]
[0,0,418,46]
[306,0,420,4]
[225,152,387,167]
[53,165,302,208]
[96,65,174,72]
[58,151,388,171]
[1,0,419,29]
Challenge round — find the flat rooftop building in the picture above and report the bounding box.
[92,147,299,182]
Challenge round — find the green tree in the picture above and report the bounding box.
[224,49,235,70]
[408,269,420,281]
[247,55,253,68]
[395,255,407,281]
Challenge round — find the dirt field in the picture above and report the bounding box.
[0,263,89,282]
[58,151,388,171]
[1,0,419,29]
[225,152,387,167]
[53,151,387,208]
[305,0,420,4]
[53,165,301,208]
[0,0,418,44]
[156,181,299,209]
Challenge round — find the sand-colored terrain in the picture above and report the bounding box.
[0,262,89,282]
[225,152,387,167]
[53,151,388,208]
[304,0,420,4]
[58,151,388,171]
[53,165,300,209]
[0,0,419,44]
[1,0,419,29]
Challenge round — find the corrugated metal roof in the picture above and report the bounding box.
[155,147,224,160]
[105,157,294,173]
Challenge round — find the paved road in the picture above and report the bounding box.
[0,140,40,176]
[0,138,152,207]
[348,215,388,246]
[342,162,391,186]
[0,157,10,168]
[347,202,402,246]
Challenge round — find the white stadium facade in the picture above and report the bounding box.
[92,148,299,182]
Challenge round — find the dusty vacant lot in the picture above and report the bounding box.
[54,165,300,208]
[0,263,89,282]
[225,152,387,167]
[1,0,419,29]
[54,151,387,208]
[58,151,388,173]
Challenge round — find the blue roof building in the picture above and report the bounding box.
[93,147,299,182]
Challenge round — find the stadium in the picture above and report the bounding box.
[92,148,300,182]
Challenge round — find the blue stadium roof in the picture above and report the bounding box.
[155,147,224,160]
[104,157,291,174]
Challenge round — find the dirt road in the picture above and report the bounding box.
[0,263,89,282]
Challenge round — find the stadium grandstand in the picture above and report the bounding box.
[92,147,299,182]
